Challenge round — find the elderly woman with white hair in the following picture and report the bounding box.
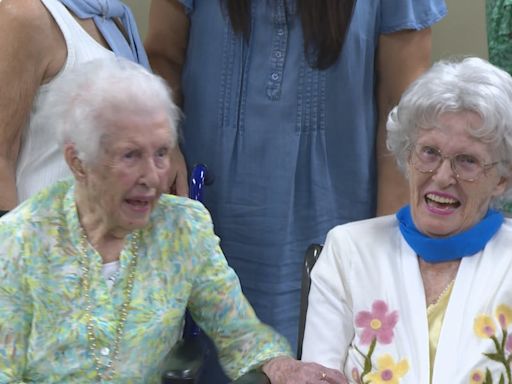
[0,58,347,383]
[302,57,512,383]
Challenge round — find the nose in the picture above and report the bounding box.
[432,157,457,186]
[139,157,159,187]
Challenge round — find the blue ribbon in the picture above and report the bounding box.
[396,205,504,263]
[59,0,149,69]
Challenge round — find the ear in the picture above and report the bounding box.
[492,174,511,198]
[64,144,87,181]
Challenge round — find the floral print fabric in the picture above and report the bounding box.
[0,180,291,383]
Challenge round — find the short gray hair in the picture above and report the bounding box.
[34,57,180,163]
[386,57,512,206]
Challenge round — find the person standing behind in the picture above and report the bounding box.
[0,0,188,216]
[145,0,446,359]
[486,0,512,215]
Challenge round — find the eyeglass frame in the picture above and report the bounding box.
[408,143,500,182]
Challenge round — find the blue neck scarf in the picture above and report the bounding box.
[396,205,504,263]
[59,0,150,69]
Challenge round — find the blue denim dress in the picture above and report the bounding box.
[178,0,446,351]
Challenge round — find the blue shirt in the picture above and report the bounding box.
[178,0,447,346]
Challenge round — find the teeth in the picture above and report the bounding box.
[426,193,458,204]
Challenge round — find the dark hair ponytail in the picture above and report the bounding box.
[222,0,356,70]
[224,0,252,40]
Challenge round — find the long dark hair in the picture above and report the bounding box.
[222,0,356,70]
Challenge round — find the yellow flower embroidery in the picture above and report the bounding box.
[469,369,484,383]
[474,314,496,339]
[365,354,409,384]
[495,304,512,329]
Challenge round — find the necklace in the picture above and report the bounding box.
[427,278,455,310]
[78,230,140,381]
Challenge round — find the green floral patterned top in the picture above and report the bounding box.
[487,0,512,76]
[0,180,291,383]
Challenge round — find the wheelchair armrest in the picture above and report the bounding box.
[297,243,323,359]
[161,337,206,384]
[231,370,270,384]
[161,339,269,384]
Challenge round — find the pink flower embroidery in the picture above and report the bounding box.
[351,367,361,384]
[356,300,399,345]
[506,334,512,353]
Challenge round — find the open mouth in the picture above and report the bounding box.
[425,193,461,210]
[125,199,151,210]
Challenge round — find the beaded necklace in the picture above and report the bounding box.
[78,230,140,381]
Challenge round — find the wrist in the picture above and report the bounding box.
[262,356,294,382]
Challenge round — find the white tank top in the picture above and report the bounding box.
[16,0,115,202]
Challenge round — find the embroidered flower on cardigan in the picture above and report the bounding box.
[470,369,484,383]
[474,314,497,338]
[352,367,362,383]
[365,354,409,384]
[472,304,512,384]
[355,300,399,345]
[506,335,512,354]
[354,300,408,384]
[496,304,512,330]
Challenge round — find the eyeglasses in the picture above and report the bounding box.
[410,144,499,182]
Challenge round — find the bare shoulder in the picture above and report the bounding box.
[0,0,66,80]
[1,0,52,30]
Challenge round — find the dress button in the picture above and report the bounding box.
[271,73,279,80]
[100,347,110,356]
[275,51,282,58]
[277,28,284,35]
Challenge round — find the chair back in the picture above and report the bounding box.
[296,243,323,359]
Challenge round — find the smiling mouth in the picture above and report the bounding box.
[425,193,461,209]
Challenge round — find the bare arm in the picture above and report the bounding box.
[0,0,65,209]
[145,0,190,107]
[375,28,432,215]
[145,0,190,196]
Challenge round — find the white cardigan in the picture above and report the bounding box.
[302,215,512,384]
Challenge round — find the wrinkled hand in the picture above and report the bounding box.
[168,146,188,196]
[262,356,348,384]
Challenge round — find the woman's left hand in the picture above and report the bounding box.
[262,356,348,384]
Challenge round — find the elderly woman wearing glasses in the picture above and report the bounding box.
[0,58,348,383]
[301,57,512,383]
